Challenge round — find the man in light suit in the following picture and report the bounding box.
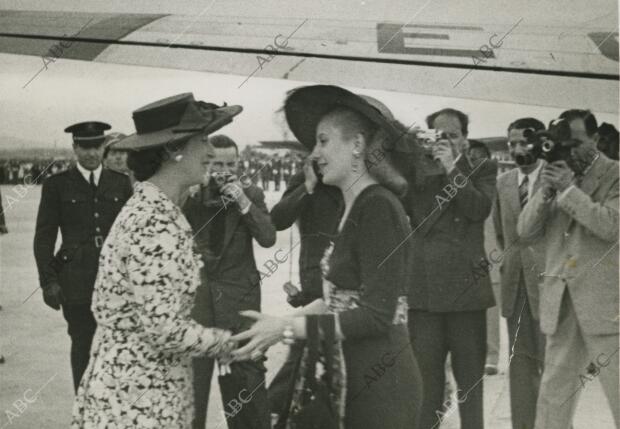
[518,110,619,429]
[493,117,547,429]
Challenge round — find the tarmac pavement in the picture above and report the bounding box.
[0,184,615,428]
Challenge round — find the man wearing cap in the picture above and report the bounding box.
[518,110,619,429]
[33,121,132,392]
[183,134,276,429]
[103,131,136,186]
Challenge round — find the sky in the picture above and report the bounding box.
[0,0,618,150]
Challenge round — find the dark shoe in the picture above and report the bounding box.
[0,355,5,364]
[484,364,498,375]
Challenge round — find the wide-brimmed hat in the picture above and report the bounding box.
[115,93,242,151]
[284,85,411,152]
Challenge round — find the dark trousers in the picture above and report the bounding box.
[507,279,545,429]
[61,303,97,393]
[267,341,305,416]
[193,357,271,429]
[409,309,487,429]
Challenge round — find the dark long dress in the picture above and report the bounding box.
[322,184,423,429]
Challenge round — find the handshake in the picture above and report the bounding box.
[215,310,296,369]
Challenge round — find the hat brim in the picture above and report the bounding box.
[284,85,401,151]
[114,105,243,151]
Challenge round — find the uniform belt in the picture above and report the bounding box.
[94,235,104,248]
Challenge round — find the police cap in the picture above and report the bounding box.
[64,121,111,147]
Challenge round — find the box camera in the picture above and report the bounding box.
[516,119,581,166]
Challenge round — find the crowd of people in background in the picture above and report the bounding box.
[0,149,308,190]
[1,86,618,429]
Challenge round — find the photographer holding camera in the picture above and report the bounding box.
[183,134,276,429]
[517,110,619,429]
[404,108,497,429]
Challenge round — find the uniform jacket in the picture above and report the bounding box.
[183,184,276,332]
[404,155,498,312]
[270,171,343,305]
[493,166,544,319]
[517,154,619,335]
[33,167,132,304]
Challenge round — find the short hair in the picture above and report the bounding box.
[559,109,598,136]
[468,139,491,158]
[426,108,469,136]
[598,122,619,160]
[507,117,545,133]
[320,107,407,197]
[322,107,379,142]
[209,134,239,155]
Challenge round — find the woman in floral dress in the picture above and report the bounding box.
[231,85,423,429]
[71,93,243,429]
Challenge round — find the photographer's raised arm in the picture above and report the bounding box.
[240,186,276,248]
[270,171,309,230]
[448,160,496,222]
[555,178,619,242]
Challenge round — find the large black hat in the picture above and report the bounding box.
[114,93,242,151]
[284,85,412,152]
[64,121,111,147]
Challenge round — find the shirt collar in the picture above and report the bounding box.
[580,152,601,178]
[517,160,543,185]
[76,162,102,186]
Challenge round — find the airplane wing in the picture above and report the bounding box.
[0,10,618,113]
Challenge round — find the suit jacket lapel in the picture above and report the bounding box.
[578,156,608,197]
[70,167,91,193]
[96,168,112,196]
[507,169,521,219]
[217,207,242,267]
[419,155,472,237]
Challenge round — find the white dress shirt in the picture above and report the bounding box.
[517,161,543,197]
[76,162,102,186]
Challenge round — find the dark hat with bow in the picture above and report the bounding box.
[114,93,242,151]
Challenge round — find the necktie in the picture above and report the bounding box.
[89,171,97,193]
[519,175,529,208]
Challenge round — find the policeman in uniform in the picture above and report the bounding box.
[33,121,132,392]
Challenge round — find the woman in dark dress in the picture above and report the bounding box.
[232,85,423,429]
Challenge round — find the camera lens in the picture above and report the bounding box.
[542,140,554,153]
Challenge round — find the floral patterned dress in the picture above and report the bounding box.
[71,181,231,429]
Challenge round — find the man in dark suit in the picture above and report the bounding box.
[493,117,547,429]
[33,122,132,392]
[266,158,343,421]
[404,108,497,429]
[183,134,276,429]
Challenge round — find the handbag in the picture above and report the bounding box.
[280,315,342,429]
